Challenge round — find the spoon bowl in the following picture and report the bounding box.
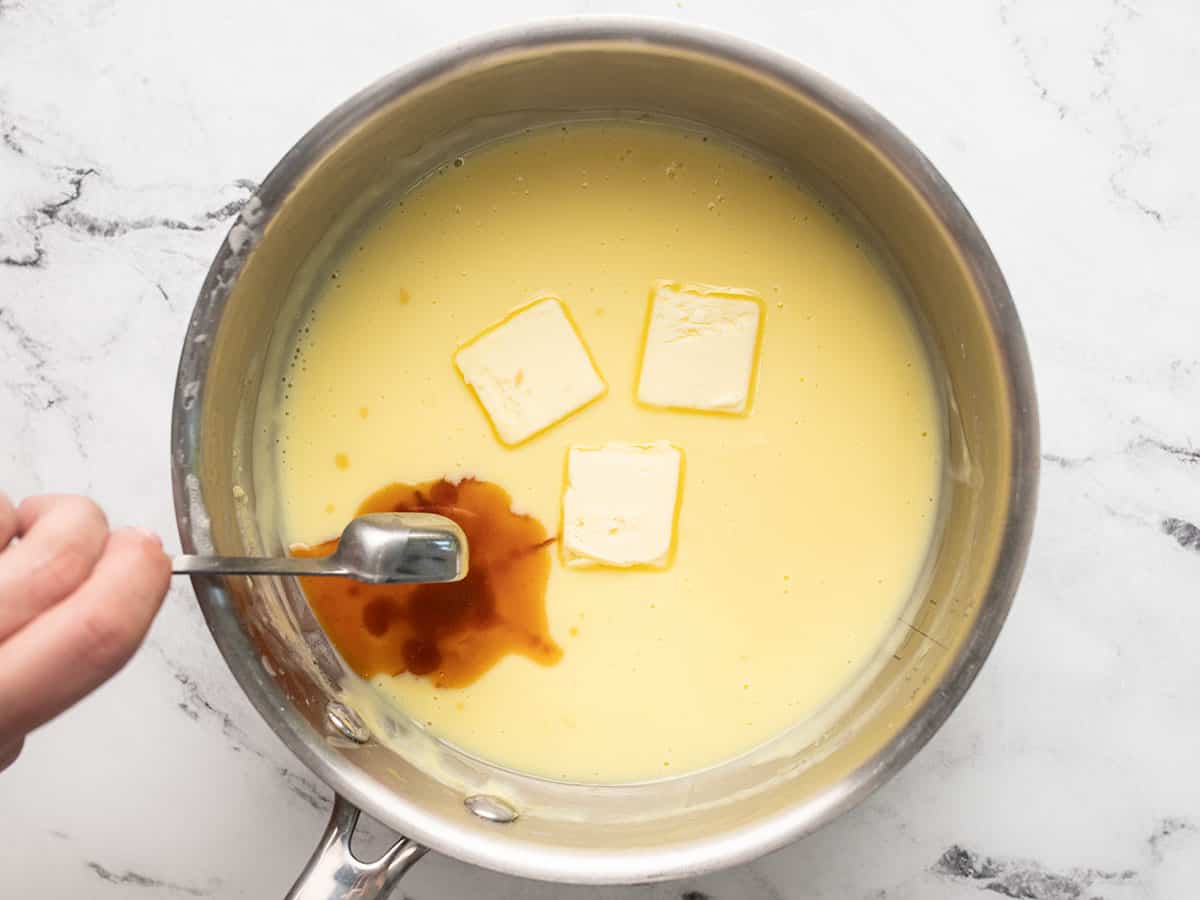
[332,513,469,584]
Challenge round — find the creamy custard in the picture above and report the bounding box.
[274,122,942,783]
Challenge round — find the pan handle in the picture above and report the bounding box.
[285,795,427,900]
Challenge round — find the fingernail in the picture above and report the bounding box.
[130,527,163,547]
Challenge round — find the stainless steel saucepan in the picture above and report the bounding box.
[171,20,1038,899]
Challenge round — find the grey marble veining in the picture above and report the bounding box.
[1,0,1198,897]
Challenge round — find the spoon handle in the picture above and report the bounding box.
[172,555,349,579]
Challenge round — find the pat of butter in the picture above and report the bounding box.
[562,441,683,569]
[637,280,764,414]
[455,297,606,446]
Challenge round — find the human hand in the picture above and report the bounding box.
[0,492,171,772]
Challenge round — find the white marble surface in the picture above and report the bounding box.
[1,0,1198,897]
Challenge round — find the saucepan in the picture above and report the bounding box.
[171,19,1038,899]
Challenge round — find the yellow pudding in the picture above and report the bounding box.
[274,121,943,783]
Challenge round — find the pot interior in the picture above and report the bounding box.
[174,27,1035,884]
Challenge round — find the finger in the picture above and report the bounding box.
[0,528,170,745]
[0,495,109,643]
[0,491,16,550]
[0,738,22,772]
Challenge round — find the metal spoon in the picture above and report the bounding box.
[172,513,468,584]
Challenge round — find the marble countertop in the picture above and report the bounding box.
[2,0,1198,897]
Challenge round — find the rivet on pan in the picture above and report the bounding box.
[464,794,519,824]
[327,702,370,743]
